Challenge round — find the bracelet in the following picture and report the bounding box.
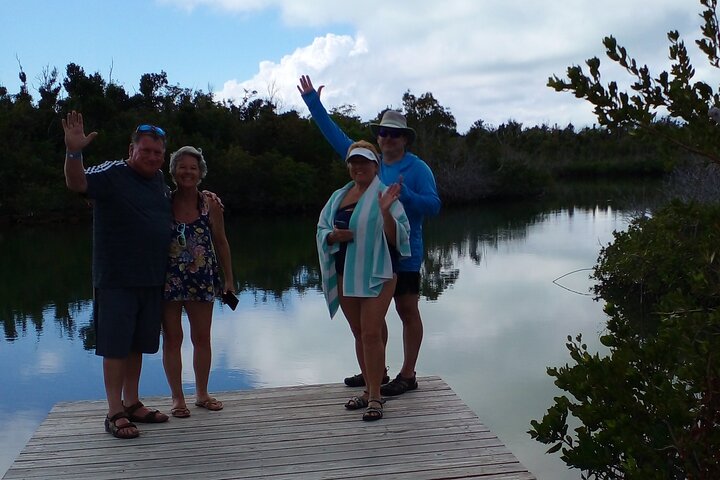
[66,151,83,160]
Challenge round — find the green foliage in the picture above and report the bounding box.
[0,55,682,222]
[548,0,720,164]
[400,90,457,162]
[594,202,720,329]
[530,203,720,478]
[532,2,720,477]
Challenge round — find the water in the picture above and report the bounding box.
[0,199,637,479]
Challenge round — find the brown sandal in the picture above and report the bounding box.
[125,401,169,423]
[104,412,139,439]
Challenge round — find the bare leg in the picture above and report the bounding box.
[184,301,215,403]
[123,351,143,406]
[162,301,186,410]
[104,357,127,417]
[361,278,397,402]
[339,276,365,391]
[394,293,423,378]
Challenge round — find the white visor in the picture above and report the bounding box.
[345,147,378,164]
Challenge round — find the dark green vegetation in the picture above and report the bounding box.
[1,62,676,223]
[530,1,720,478]
[531,203,720,478]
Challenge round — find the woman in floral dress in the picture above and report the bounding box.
[162,146,234,418]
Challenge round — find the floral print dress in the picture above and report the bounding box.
[164,192,220,302]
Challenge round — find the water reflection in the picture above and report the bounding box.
[0,224,93,341]
[1,202,631,479]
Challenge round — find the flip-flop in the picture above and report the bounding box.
[171,406,191,418]
[195,398,223,411]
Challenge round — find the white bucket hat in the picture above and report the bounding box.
[370,110,416,144]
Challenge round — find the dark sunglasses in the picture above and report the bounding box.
[378,127,403,139]
[135,124,166,137]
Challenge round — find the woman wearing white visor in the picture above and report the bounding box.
[316,141,411,421]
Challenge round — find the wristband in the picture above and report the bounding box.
[66,151,83,160]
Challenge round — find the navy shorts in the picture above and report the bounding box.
[93,287,163,358]
[394,271,421,296]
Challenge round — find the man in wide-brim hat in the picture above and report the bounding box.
[298,75,441,397]
[370,110,416,145]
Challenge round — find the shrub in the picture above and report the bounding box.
[529,202,720,479]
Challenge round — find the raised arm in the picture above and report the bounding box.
[297,75,354,159]
[61,111,97,193]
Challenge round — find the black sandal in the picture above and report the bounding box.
[362,399,384,421]
[125,401,169,423]
[344,370,391,387]
[380,373,418,396]
[104,412,139,439]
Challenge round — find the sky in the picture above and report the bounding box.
[1,0,710,133]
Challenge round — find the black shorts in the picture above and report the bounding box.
[394,271,420,296]
[93,287,163,358]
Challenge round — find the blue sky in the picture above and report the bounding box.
[1,0,707,132]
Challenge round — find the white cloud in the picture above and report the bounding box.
[202,0,705,132]
[211,292,356,387]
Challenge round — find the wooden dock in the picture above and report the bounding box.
[4,376,535,479]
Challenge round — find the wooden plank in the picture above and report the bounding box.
[3,376,535,480]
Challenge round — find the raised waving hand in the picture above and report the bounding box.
[62,111,97,152]
[297,75,324,98]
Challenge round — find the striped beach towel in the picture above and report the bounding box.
[317,176,411,318]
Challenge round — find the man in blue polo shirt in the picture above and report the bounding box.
[63,111,172,438]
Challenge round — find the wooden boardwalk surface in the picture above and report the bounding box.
[4,376,535,479]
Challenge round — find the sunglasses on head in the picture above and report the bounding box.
[135,124,166,138]
[378,127,403,139]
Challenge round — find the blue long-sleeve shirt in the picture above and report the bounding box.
[302,90,441,272]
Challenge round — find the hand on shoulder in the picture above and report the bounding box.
[202,190,224,212]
